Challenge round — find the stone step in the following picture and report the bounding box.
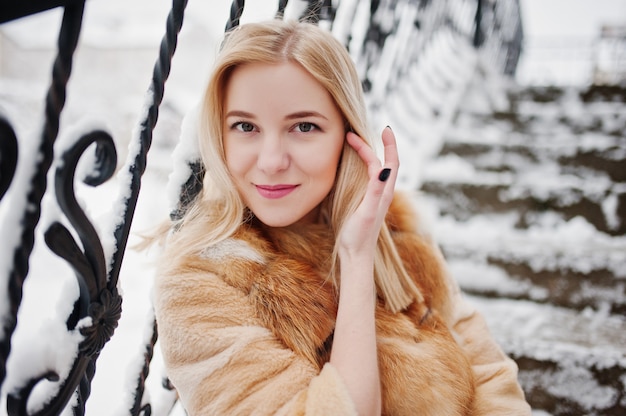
[449,254,626,315]
[453,86,626,138]
[436,133,626,182]
[430,213,626,314]
[469,295,626,416]
[441,84,626,416]
[420,167,626,235]
[459,110,626,139]
[509,84,626,105]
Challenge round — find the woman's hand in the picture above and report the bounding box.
[338,126,399,259]
[330,127,398,416]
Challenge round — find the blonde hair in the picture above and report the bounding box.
[164,19,421,312]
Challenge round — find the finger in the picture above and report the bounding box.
[345,131,395,219]
[345,129,399,193]
[345,131,381,173]
[381,126,399,170]
[378,126,399,204]
[346,128,399,178]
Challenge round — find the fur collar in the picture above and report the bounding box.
[199,218,336,368]
[196,192,451,369]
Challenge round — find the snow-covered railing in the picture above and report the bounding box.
[0,0,523,414]
[0,0,188,413]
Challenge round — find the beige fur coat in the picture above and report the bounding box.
[153,193,531,415]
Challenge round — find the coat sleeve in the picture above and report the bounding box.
[393,192,531,413]
[446,275,532,415]
[153,268,358,416]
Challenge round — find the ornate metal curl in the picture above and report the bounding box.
[50,131,117,310]
[0,116,18,386]
[6,129,119,415]
[0,117,18,202]
[0,0,85,394]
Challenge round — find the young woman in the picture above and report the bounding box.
[152,19,531,415]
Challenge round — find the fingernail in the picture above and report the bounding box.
[378,168,391,182]
[386,125,392,132]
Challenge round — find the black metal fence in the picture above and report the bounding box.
[0,0,523,414]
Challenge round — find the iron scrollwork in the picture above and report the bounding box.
[0,0,86,400]
[7,129,119,415]
[1,0,190,410]
[46,129,120,354]
[0,117,18,203]
[3,0,190,411]
[0,117,18,391]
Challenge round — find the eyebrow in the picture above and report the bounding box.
[225,110,255,119]
[285,111,328,121]
[224,110,328,121]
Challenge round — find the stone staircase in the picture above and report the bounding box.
[420,84,626,415]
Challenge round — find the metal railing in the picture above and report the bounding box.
[0,1,522,414]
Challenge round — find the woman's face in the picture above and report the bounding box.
[223,61,345,227]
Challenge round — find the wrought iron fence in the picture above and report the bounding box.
[0,0,523,414]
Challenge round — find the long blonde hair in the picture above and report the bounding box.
[164,19,422,312]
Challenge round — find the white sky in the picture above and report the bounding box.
[520,0,626,38]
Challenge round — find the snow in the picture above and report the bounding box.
[1,126,86,410]
[0,124,35,341]
[436,213,626,278]
[0,0,624,415]
[374,26,479,190]
[517,0,626,86]
[166,104,200,214]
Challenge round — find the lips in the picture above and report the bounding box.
[256,184,298,199]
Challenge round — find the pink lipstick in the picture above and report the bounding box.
[256,184,298,199]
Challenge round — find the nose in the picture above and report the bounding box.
[257,133,290,174]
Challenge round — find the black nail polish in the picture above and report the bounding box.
[378,168,391,182]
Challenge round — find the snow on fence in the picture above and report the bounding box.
[0,0,523,414]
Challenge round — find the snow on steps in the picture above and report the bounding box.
[419,84,626,415]
[435,213,626,314]
[470,295,626,416]
[422,88,626,236]
[422,170,626,236]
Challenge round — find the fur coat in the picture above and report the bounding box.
[153,193,531,415]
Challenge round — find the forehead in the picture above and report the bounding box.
[224,61,339,116]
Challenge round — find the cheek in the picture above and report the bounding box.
[305,140,343,183]
[224,140,250,178]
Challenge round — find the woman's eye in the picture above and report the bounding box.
[234,122,255,132]
[295,122,317,133]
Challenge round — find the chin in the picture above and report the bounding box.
[250,206,320,227]
[254,214,298,228]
